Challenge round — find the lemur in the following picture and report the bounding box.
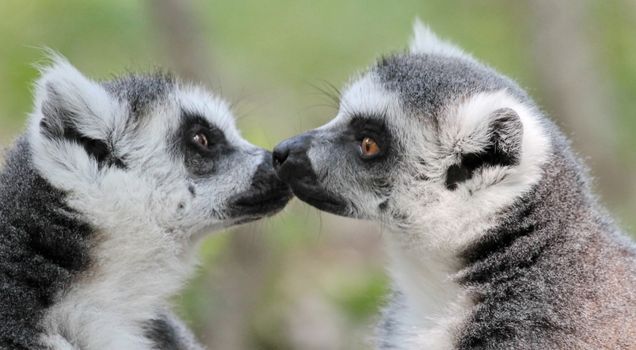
[0,56,291,349]
[273,21,636,349]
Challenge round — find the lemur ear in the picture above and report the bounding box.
[446,108,523,190]
[33,55,124,167]
[409,18,466,59]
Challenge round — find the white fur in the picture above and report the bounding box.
[26,57,266,349]
[409,18,468,59]
[331,66,551,349]
[382,240,472,349]
[31,55,126,142]
[378,91,551,349]
[414,90,552,249]
[319,73,402,132]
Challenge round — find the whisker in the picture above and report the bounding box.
[306,80,341,110]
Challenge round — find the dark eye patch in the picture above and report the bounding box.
[184,121,224,154]
[176,111,232,176]
[349,116,387,140]
[346,115,392,160]
[180,112,228,153]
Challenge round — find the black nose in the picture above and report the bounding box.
[272,133,313,171]
[272,133,316,182]
[250,151,285,189]
[272,146,289,171]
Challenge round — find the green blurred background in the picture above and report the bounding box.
[0,1,634,349]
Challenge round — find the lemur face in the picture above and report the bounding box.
[274,23,550,236]
[29,57,291,240]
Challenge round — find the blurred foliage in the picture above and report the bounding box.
[0,1,634,349]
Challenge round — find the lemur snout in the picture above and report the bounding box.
[272,133,316,183]
[273,133,349,216]
[226,153,292,219]
[271,142,291,169]
[251,152,288,191]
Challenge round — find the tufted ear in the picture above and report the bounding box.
[409,18,467,58]
[33,55,125,167]
[446,108,523,190]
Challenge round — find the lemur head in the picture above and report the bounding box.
[28,56,291,244]
[274,21,551,248]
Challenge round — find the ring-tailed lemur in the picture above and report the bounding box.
[273,21,636,349]
[0,56,291,349]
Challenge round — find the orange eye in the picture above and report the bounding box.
[361,137,380,157]
[193,132,208,148]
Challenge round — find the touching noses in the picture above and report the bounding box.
[272,133,315,183]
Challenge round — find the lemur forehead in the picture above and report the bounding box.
[333,73,402,126]
[176,85,243,144]
[373,54,528,120]
[102,72,175,119]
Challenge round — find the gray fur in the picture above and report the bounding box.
[377,54,636,348]
[274,25,636,349]
[102,72,175,119]
[375,54,529,119]
[455,133,636,348]
[0,138,93,349]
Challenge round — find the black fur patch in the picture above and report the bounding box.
[445,163,471,190]
[347,116,392,162]
[40,84,126,169]
[0,138,95,349]
[144,317,180,350]
[175,111,233,177]
[445,109,522,190]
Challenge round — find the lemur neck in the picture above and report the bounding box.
[384,146,595,330]
[456,146,594,286]
[385,236,469,328]
[43,228,194,349]
[45,207,196,348]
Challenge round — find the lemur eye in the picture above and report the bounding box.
[360,137,380,157]
[193,132,208,148]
